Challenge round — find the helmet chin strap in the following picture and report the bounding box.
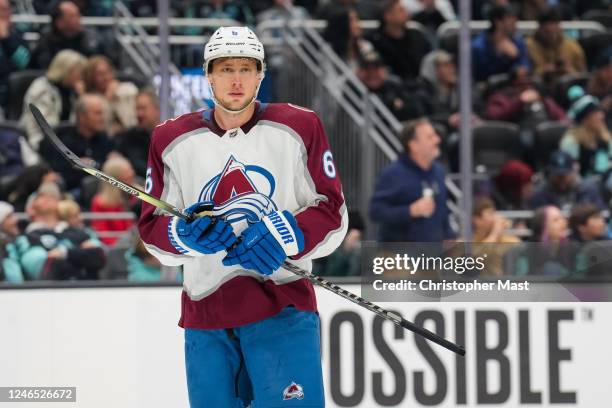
[208,76,263,115]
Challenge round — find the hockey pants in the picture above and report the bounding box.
[185,306,324,407]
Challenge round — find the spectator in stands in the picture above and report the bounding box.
[58,197,102,241]
[39,93,114,191]
[586,49,612,121]
[90,156,136,246]
[320,209,364,276]
[527,150,605,211]
[526,7,586,82]
[317,0,356,19]
[0,200,18,238]
[517,0,573,20]
[31,1,102,69]
[198,0,255,28]
[0,201,23,282]
[370,118,455,242]
[472,197,520,276]
[16,182,105,280]
[492,159,535,210]
[5,164,62,212]
[0,0,31,116]
[323,6,374,69]
[561,87,612,177]
[485,66,566,129]
[256,0,310,32]
[419,50,463,131]
[356,50,430,121]
[471,4,530,82]
[569,203,608,242]
[58,198,82,227]
[0,126,26,186]
[126,237,163,282]
[82,55,138,136]
[20,49,87,150]
[367,0,432,81]
[523,204,573,276]
[114,90,161,178]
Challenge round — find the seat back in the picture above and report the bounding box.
[534,121,569,170]
[473,121,521,173]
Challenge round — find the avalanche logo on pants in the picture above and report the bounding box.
[198,155,278,225]
[282,382,304,400]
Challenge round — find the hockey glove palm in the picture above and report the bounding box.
[170,202,236,255]
[222,210,304,275]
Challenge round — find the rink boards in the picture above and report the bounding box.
[0,284,610,407]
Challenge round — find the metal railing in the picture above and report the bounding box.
[437,20,606,39]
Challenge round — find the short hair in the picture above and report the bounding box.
[379,0,400,27]
[46,49,87,83]
[398,118,430,153]
[102,155,133,178]
[473,197,496,217]
[57,199,80,221]
[137,88,160,109]
[487,5,515,30]
[50,0,79,25]
[569,203,602,234]
[82,55,115,92]
[74,93,104,115]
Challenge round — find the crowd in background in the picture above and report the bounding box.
[2,0,612,282]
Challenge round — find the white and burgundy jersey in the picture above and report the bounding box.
[138,102,348,329]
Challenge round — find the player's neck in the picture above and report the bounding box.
[214,103,256,130]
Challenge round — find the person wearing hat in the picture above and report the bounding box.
[419,50,463,129]
[526,6,586,78]
[560,86,612,177]
[355,48,431,121]
[471,4,530,82]
[587,47,612,102]
[527,150,605,211]
[492,159,535,210]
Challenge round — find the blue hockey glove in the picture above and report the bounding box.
[169,201,237,255]
[222,210,305,275]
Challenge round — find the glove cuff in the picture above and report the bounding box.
[262,210,304,256]
[168,216,197,256]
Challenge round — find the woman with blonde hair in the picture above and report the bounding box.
[89,155,137,245]
[20,49,86,150]
[82,55,138,135]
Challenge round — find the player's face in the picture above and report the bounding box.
[208,58,262,112]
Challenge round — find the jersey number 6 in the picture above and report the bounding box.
[323,150,336,179]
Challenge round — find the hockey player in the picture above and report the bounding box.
[138,27,347,407]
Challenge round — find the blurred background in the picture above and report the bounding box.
[1,0,612,407]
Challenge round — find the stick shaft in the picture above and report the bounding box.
[30,103,465,356]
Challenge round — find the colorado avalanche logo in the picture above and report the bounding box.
[199,155,277,225]
[282,382,304,400]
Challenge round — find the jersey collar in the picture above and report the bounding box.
[202,102,269,137]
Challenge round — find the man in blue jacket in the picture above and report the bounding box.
[369,118,455,242]
[471,4,530,82]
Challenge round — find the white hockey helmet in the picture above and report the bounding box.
[203,26,265,75]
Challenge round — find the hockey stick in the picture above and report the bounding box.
[30,103,465,356]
